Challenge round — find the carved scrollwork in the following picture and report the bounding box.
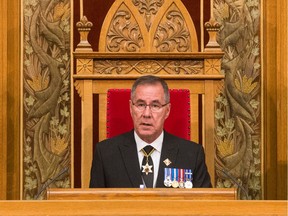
[107,9,144,52]
[165,60,203,74]
[94,60,132,74]
[93,59,203,75]
[154,8,191,52]
[134,60,163,73]
[132,0,164,30]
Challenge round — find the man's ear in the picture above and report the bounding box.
[129,100,133,116]
[164,103,171,120]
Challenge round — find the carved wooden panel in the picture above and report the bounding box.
[99,0,198,52]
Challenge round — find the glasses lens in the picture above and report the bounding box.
[150,103,161,112]
[136,103,146,111]
[133,102,168,112]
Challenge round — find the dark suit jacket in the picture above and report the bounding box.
[89,130,212,188]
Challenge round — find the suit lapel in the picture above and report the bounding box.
[118,131,143,187]
[156,132,179,187]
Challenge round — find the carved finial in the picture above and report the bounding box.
[75,16,93,52]
[204,18,222,52]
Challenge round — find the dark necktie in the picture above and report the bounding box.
[141,145,155,188]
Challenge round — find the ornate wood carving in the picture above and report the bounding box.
[93,59,203,75]
[107,8,144,52]
[76,16,93,52]
[132,0,164,30]
[99,0,198,52]
[204,59,222,75]
[154,5,191,52]
[77,59,93,74]
[74,80,84,100]
[22,0,71,200]
[204,18,221,52]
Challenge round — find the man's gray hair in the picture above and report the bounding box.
[131,75,170,103]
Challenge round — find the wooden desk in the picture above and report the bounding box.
[47,188,237,200]
[0,200,287,216]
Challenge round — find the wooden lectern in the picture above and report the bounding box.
[46,188,237,200]
[1,188,286,215]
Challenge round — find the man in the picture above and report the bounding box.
[90,75,211,188]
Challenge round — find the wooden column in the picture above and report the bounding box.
[275,0,287,200]
[263,0,287,200]
[0,0,21,200]
[0,0,8,200]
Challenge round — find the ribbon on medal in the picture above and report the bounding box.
[164,168,172,187]
[184,169,193,189]
[164,168,193,188]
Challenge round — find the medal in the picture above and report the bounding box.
[164,168,172,187]
[164,167,193,188]
[164,176,172,187]
[179,169,185,188]
[141,147,155,175]
[184,180,193,189]
[171,168,179,188]
[172,180,179,188]
[179,181,185,188]
[184,169,193,189]
[142,163,153,175]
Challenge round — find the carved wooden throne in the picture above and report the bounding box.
[74,0,224,187]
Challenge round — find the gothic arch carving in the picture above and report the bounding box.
[99,0,198,52]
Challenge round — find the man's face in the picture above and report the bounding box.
[130,83,171,143]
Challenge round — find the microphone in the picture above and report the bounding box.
[34,167,69,199]
[220,169,249,200]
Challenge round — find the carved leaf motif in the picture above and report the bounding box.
[165,60,203,74]
[94,60,131,74]
[23,1,71,199]
[27,74,50,92]
[132,0,164,30]
[234,75,258,94]
[217,138,234,158]
[93,59,203,75]
[51,136,68,155]
[154,9,191,52]
[214,0,261,199]
[107,10,144,52]
[134,60,162,73]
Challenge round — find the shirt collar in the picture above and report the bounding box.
[134,131,163,153]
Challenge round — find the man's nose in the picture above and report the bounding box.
[142,105,152,117]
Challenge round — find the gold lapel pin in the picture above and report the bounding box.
[163,158,172,166]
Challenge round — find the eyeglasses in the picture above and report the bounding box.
[132,101,169,112]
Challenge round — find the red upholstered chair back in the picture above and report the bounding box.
[107,89,190,140]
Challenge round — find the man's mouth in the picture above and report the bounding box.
[141,123,152,126]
